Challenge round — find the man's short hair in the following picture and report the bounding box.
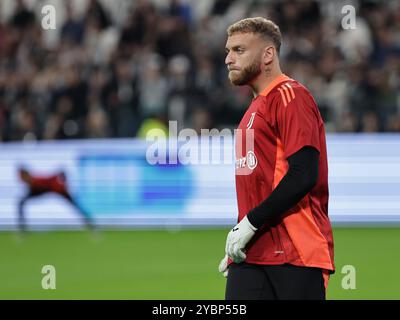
[227,17,282,54]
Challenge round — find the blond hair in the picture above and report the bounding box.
[227,17,282,53]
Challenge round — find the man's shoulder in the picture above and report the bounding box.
[269,78,315,108]
[273,78,311,96]
[255,77,315,114]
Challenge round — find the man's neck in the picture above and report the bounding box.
[251,67,283,97]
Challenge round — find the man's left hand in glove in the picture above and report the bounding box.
[225,215,257,263]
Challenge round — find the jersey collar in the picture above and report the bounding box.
[259,74,291,97]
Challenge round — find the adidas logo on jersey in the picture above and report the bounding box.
[277,82,295,107]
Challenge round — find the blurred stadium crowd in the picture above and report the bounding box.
[0,0,400,142]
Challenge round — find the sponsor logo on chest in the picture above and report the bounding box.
[235,150,258,170]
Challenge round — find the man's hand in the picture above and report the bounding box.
[225,216,257,263]
[218,255,229,277]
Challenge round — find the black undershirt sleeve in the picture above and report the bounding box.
[246,146,319,229]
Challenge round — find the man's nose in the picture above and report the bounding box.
[225,52,234,66]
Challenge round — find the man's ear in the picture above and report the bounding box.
[263,46,275,65]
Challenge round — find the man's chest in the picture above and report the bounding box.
[235,100,278,176]
[236,100,277,151]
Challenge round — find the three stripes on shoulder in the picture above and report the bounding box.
[277,83,295,107]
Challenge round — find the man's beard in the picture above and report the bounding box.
[229,61,261,86]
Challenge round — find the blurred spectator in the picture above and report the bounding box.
[11,0,35,31]
[105,58,140,137]
[190,107,214,135]
[119,0,158,53]
[361,111,381,132]
[85,0,110,30]
[85,103,111,138]
[138,53,168,118]
[387,115,400,132]
[61,2,85,45]
[10,100,38,141]
[168,0,193,26]
[166,54,193,130]
[337,112,358,132]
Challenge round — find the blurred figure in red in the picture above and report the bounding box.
[18,167,94,232]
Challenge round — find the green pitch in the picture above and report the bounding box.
[0,227,399,299]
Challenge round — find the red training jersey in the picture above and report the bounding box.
[234,74,335,273]
[29,173,68,195]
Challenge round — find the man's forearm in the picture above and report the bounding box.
[246,146,319,229]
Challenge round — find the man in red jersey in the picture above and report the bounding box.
[18,167,94,231]
[218,17,335,300]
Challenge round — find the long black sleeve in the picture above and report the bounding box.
[246,146,319,229]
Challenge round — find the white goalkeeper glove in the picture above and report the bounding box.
[225,215,257,263]
[218,255,229,278]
